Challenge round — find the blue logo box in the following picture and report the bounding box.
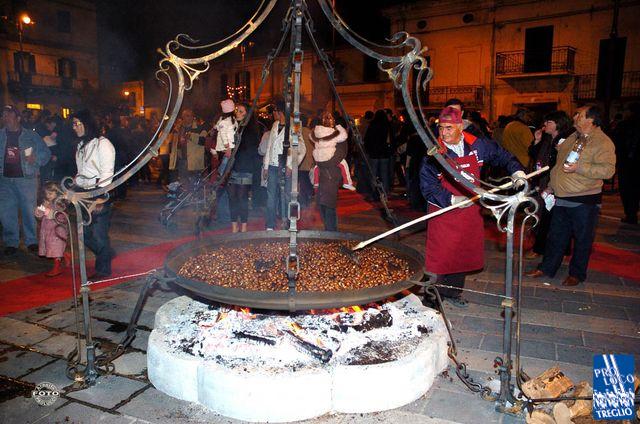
[592,354,636,420]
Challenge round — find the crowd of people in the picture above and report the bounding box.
[0,98,638,299]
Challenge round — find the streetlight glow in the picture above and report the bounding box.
[20,14,32,25]
[123,90,130,96]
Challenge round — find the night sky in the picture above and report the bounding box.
[96,0,410,85]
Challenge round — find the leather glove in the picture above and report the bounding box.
[451,195,473,208]
[512,170,527,188]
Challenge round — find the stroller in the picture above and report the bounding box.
[158,169,217,229]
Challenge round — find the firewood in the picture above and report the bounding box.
[569,381,592,418]
[522,367,574,399]
[553,403,573,424]
[526,410,556,424]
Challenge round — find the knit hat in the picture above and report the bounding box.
[438,106,463,124]
[220,99,235,114]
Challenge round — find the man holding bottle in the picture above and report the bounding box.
[527,104,616,286]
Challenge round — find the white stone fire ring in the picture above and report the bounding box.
[148,294,449,423]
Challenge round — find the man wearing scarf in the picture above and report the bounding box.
[420,107,524,307]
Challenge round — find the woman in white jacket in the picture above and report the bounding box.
[213,99,238,176]
[72,109,115,279]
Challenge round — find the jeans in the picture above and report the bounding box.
[265,166,291,229]
[0,176,38,247]
[539,203,599,282]
[84,203,113,276]
[216,188,230,223]
[320,205,337,231]
[369,157,391,198]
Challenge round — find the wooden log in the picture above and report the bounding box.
[522,367,574,399]
[526,410,556,424]
[569,381,592,419]
[553,403,573,424]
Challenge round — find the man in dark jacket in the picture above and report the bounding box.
[420,106,524,307]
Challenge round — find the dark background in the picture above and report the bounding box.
[96,0,413,85]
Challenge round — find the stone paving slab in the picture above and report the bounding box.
[0,395,64,423]
[89,302,156,329]
[112,352,147,376]
[130,330,150,352]
[0,349,56,378]
[21,359,75,391]
[562,300,629,320]
[37,309,82,330]
[116,387,244,423]
[8,300,75,324]
[582,331,640,355]
[555,343,601,367]
[457,347,592,384]
[31,333,82,357]
[421,388,502,424]
[0,317,53,346]
[480,334,556,362]
[37,401,138,424]
[66,375,148,409]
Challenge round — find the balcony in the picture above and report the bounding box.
[496,46,576,78]
[7,71,89,95]
[574,71,640,101]
[424,85,485,109]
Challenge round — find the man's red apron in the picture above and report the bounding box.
[425,152,484,275]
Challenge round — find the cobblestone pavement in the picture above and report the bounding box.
[1,185,638,423]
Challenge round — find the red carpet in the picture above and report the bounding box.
[1,190,638,316]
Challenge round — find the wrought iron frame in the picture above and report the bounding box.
[61,0,554,416]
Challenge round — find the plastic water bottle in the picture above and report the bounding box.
[564,134,588,166]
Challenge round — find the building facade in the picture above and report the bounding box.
[0,0,99,116]
[385,0,640,121]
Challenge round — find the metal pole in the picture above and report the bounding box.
[74,202,99,385]
[496,207,519,413]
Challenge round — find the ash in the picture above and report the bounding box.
[157,294,438,371]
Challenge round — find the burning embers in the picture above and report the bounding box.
[147,293,450,422]
[160,295,432,369]
[177,241,412,292]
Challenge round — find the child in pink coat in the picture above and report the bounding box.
[310,112,355,190]
[34,182,69,277]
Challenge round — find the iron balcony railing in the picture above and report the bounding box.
[496,46,576,76]
[7,71,88,91]
[425,85,485,108]
[574,71,640,100]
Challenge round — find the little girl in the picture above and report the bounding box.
[35,182,69,277]
[310,112,355,190]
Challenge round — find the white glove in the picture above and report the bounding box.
[512,170,527,188]
[451,195,473,208]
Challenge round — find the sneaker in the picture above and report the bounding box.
[266,228,274,231]
[443,296,469,308]
[342,184,356,191]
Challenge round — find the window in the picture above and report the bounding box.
[14,52,36,74]
[26,103,43,110]
[58,58,77,79]
[57,10,71,33]
[524,26,553,73]
[62,108,71,118]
